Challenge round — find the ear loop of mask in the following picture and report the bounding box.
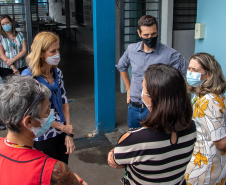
[141,89,152,108]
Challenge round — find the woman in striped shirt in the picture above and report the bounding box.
[108,64,196,185]
[0,15,27,77]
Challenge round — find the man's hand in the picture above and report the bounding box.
[120,71,131,103]
[127,90,130,103]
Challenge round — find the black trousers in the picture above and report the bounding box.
[34,133,69,164]
[0,67,27,79]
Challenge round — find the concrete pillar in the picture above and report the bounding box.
[161,0,174,47]
[93,0,116,134]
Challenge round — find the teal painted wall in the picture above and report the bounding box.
[195,0,226,72]
[93,0,116,134]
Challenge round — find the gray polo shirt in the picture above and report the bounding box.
[116,41,188,103]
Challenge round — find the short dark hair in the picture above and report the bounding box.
[0,15,17,38]
[142,64,192,134]
[137,15,158,33]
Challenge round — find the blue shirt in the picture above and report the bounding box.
[116,41,188,103]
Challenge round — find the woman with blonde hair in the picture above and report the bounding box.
[22,31,75,164]
[185,52,226,184]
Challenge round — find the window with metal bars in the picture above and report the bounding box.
[75,0,93,26]
[173,0,197,30]
[0,1,26,33]
[38,0,48,20]
[120,0,161,55]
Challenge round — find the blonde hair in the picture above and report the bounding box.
[26,31,59,77]
[187,52,226,95]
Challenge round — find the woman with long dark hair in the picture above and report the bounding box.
[108,64,196,185]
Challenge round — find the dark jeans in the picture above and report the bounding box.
[34,133,69,164]
[0,67,27,79]
[127,103,149,129]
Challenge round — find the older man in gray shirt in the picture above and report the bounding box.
[117,15,188,129]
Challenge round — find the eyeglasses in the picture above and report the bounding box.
[23,80,44,119]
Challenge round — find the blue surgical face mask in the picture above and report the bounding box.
[2,24,12,32]
[186,71,205,87]
[30,109,54,138]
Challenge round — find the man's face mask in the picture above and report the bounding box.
[141,35,158,48]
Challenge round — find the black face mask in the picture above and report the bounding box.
[141,35,158,48]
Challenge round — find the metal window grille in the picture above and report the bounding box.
[38,0,48,20]
[0,0,27,39]
[75,0,92,26]
[119,0,161,55]
[30,0,49,21]
[75,0,84,25]
[173,0,197,30]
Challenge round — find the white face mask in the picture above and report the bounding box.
[141,89,152,108]
[45,53,60,65]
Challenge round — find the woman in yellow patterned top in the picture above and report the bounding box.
[185,52,226,185]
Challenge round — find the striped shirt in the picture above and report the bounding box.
[114,123,196,185]
[0,32,26,69]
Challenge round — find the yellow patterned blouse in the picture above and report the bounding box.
[185,93,226,185]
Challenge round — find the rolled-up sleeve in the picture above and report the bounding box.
[116,48,130,72]
[170,52,188,78]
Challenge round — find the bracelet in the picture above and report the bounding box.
[66,133,74,138]
[79,179,83,183]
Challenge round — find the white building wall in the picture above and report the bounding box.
[49,0,66,23]
[161,0,195,61]
[161,0,174,47]
[173,30,195,61]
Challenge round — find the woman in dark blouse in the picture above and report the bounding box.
[108,64,196,185]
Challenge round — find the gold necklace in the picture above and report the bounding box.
[41,71,53,78]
